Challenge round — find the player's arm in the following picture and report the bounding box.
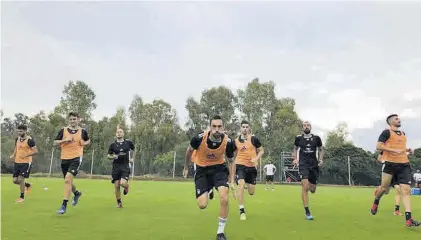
[376,130,401,153]
[25,138,38,157]
[292,136,299,163]
[273,165,277,173]
[53,129,66,146]
[316,136,324,163]
[184,134,201,168]
[107,144,117,160]
[80,129,91,146]
[226,138,236,185]
[253,136,264,162]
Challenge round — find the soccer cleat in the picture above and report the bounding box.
[123,186,129,196]
[240,213,247,220]
[216,233,227,240]
[305,214,314,220]
[394,210,403,216]
[57,205,67,214]
[272,188,274,191]
[16,198,24,203]
[370,204,378,215]
[117,203,123,208]
[209,189,214,200]
[405,218,421,227]
[72,192,82,206]
[265,188,268,191]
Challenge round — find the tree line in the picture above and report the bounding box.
[1,79,420,186]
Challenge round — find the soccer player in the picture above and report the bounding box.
[233,120,264,220]
[292,121,324,220]
[263,161,276,191]
[9,125,38,202]
[107,128,135,208]
[53,112,90,214]
[183,115,236,240]
[414,170,421,188]
[370,114,420,227]
[376,152,403,216]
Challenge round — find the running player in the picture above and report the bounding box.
[292,121,324,220]
[370,114,420,227]
[233,120,264,220]
[183,115,236,240]
[107,128,135,208]
[10,125,38,202]
[375,152,403,216]
[263,161,276,191]
[54,112,90,214]
[414,170,421,188]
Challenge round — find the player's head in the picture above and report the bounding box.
[386,114,401,128]
[116,128,124,139]
[16,125,27,137]
[68,112,79,127]
[417,169,420,173]
[210,115,224,138]
[240,120,251,135]
[302,121,312,134]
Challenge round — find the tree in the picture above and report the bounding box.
[55,80,97,121]
[325,122,351,149]
[185,97,206,138]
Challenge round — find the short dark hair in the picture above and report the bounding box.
[386,114,398,125]
[241,120,249,125]
[68,112,79,118]
[17,125,27,131]
[210,115,223,125]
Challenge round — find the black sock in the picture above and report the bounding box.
[62,199,68,207]
[395,205,400,211]
[117,199,122,204]
[240,208,245,214]
[405,212,412,221]
[373,197,380,205]
[73,190,80,196]
[20,193,24,199]
[25,182,31,188]
[305,207,311,215]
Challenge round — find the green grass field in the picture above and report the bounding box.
[1,177,420,240]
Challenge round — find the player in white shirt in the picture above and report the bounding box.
[263,162,276,191]
[414,170,421,188]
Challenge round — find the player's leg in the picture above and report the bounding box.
[24,163,32,193]
[195,166,210,209]
[246,167,257,196]
[12,164,23,202]
[308,168,319,194]
[371,162,394,215]
[393,184,403,216]
[398,165,420,227]
[57,164,73,214]
[270,176,275,190]
[214,165,229,240]
[111,166,122,207]
[120,165,130,195]
[236,165,247,220]
[69,158,82,206]
[299,166,313,220]
[265,176,269,190]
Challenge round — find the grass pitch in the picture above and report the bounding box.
[1,177,420,240]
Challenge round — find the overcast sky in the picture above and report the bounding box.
[2,1,421,151]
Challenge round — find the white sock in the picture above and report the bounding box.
[217,217,227,234]
[239,205,244,210]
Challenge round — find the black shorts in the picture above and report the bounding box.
[111,163,131,183]
[13,163,31,178]
[61,157,82,177]
[194,164,229,198]
[382,162,411,185]
[236,164,257,185]
[266,175,274,182]
[299,166,319,185]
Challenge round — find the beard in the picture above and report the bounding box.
[303,129,311,134]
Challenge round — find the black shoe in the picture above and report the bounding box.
[216,233,227,240]
[209,189,214,200]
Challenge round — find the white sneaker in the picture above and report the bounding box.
[240,213,247,220]
[265,188,268,191]
[272,188,274,191]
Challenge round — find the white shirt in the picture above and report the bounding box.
[414,173,421,181]
[264,164,276,175]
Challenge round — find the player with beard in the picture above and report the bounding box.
[370,114,420,227]
[107,128,135,208]
[292,121,324,220]
[183,115,236,240]
[10,125,38,202]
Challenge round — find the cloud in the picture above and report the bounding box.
[2,1,421,150]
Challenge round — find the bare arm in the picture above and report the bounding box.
[227,157,235,184]
[376,142,400,153]
[25,146,38,157]
[256,147,264,161]
[184,145,194,168]
[292,145,299,160]
[318,146,324,162]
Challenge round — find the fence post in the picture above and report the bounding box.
[48,148,54,177]
[90,149,95,178]
[172,151,177,178]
